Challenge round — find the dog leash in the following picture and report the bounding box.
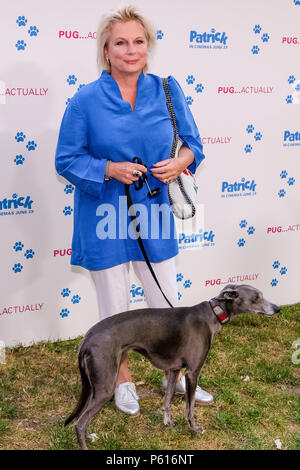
[125,159,174,308]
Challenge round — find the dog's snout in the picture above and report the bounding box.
[273,304,280,314]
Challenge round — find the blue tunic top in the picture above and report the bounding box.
[55,70,205,270]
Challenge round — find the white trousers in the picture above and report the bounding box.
[90,257,178,321]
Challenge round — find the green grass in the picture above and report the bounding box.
[0,304,299,450]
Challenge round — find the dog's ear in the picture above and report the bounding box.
[217,285,239,301]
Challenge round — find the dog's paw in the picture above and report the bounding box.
[86,432,98,442]
[194,426,205,435]
[164,418,175,427]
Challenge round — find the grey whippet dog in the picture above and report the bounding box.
[64,283,280,450]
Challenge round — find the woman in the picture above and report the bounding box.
[55,5,213,416]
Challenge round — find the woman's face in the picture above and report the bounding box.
[105,20,149,76]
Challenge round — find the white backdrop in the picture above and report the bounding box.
[1,0,299,347]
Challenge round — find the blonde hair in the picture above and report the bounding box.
[96,5,156,75]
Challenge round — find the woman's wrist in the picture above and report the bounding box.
[177,146,195,171]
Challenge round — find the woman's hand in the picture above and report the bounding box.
[109,161,147,184]
[150,146,195,184]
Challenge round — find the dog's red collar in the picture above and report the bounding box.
[209,299,230,325]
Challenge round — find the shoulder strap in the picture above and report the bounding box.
[162,77,179,159]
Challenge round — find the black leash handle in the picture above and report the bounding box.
[125,183,174,308]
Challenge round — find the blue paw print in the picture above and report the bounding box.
[195,83,204,93]
[280,170,288,179]
[247,226,255,235]
[280,266,287,275]
[61,288,71,297]
[186,75,195,84]
[295,83,300,92]
[13,241,24,252]
[77,84,86,91]
[254,132,262,141]
[28,26,39,37]
[65,98,71,106]
[157,30,164,39]
[67,75,77,85]
[261,33,270,43]
[15,132,26,142]
[16,40,27,51]
[14,154,25,165]
[64,184,74,194]
[26,140,37,151]
[183,280,192,288]
[176,273,183,282]
[13,263,23,273]
[270,279,278,287]
[288,75,296,84]
[272,260,280,269]
[178,292,182,301]
[24,249,35,259]
[286,95,293,104]
[71,295,81,304]
[239,220,247,229]
[63,206,73,215]
[185,96,194,106]
[16,16,27,27]
[246,124,254,133]
[60,308,70,318]
[244,144,253,153]
[278,189,286,198]
[251,45,260,55]
[238,238,246,247]
[288,177,295,186]
[253,25,262,34]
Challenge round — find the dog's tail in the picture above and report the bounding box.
[64,350,92,427]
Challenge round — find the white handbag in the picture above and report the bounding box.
[162,78,197,219]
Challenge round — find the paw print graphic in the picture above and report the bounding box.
[270,279,278,287]
[63,206,73,215]
[16,40,27,51]
[64,184,74,194]
[288,177,295,186]
[244,144,253,153]
[178,292,182,301]
[185,96,193,106]
[251,45,260,55]
[280,266,287,275]
[261,33,270,43]
[195,83,204,93]
[65,98,71,106]
[238,238,246,247]
[28,26,39,37]
[67,75,77,85]
[13,263,23,273]
[183,280,192,288]
[157,29,164,40]
[280,170,288,179]
[16,16,28,27]
[288,75,296,84]
[253,25,262,34]
[278,189,286,198]
[246,125,254,134]
[239,220,247,229]
[71,294,81,304]
[24,249,35,259]
[15,132,26,142]
[254,132,262,141]
[176,273,183,282]
[13,241,24,252]
[61,288,71,297]
[77,84,86,91]
[14,155,25,165]
[272,260,280,269]
[186,75,195,85]
[247,226,255,235]
[286,95,293,104]
[26,140,37,151]
[60,308,70,318]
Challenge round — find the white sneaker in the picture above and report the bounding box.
[114,382,140,416]
[162,375,214,404]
